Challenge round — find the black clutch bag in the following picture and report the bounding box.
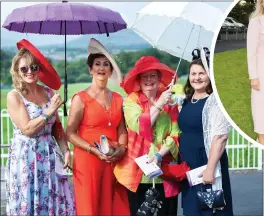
[196,186,226,210]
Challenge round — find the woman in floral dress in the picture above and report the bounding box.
[5,39,75,215]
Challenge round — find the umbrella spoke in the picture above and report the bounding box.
[60,20,62,35]
[97,21,102,34]
[155,16,181,47]
[22,22,26,32]
[39,21,43,34]
[131,13,147,28]
[79,20,83,34]
[104,22,109,37]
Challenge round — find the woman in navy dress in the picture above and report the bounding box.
[178,48,233,216]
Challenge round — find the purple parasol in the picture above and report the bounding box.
[2,2,126,35]
[2,0,127,115]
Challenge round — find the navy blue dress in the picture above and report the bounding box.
[178,97,233,216]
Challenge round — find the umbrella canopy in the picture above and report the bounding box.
[2,2,126,35]
[130,2,227,62]
[2,1,127,115]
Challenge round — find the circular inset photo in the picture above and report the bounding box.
[213,0,264,147]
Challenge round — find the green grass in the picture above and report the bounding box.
[1,89,9,110]
[214,48,257,140]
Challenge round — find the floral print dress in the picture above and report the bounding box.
[5,87,75,216]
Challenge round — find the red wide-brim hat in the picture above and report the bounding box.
[17,39,61,90]
[121,56,177,94]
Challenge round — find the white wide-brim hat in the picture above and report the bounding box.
[88,38,122,84]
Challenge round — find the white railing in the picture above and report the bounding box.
[219,28,247,41]
[225,128,262,170]
[0,109,263,170]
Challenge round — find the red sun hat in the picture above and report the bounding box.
[17,39,61,90]
[121,56,177,94]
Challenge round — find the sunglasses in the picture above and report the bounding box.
[19,65,40,73]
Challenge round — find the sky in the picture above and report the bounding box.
[1,1,149,45]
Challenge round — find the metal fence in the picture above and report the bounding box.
[0,108,263,170]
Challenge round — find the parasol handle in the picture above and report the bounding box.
[152,178,155,189]
[168,78,178,107]
[63,20,68,117]
[168,60,181,106]
[168,24,195,107]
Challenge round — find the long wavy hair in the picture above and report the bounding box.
[250,0,264,18]
[184,59,213,101]
[10,48,39,94]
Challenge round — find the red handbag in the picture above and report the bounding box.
[161,156,190,198]
[161,161,190,182]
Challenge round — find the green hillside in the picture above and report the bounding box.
[1,48,189,87]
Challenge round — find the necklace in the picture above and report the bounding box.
[88,87,112,126]
[106,91,112,126]
[191,93,207,104]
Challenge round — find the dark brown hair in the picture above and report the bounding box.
[184,59,213,101]
[87,53,113,71]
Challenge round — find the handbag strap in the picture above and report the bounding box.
[200,184,212,192]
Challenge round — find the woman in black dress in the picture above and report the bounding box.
[178,48,233,216]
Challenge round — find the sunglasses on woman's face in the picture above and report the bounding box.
[19,65,40,73]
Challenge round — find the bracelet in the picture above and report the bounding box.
[119,144,128,151]
[42,113,50,122]
[87,145,92,154]
[153,104,162,112]
[154,153,163,163]
[62,147,70,154]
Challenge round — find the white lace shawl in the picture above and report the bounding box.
[202,93,231,191]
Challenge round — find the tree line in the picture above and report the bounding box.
[229,0,256,26]
[1,48,189,86]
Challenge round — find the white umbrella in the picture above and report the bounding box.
[130,2,230,63]
[131,1,231,105]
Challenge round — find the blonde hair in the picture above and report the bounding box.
[250,0,264,18]
[10,48,39,94]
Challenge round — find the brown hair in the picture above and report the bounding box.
[183,59,213,101]
[87,53,113,71]
[10,48,40,94]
